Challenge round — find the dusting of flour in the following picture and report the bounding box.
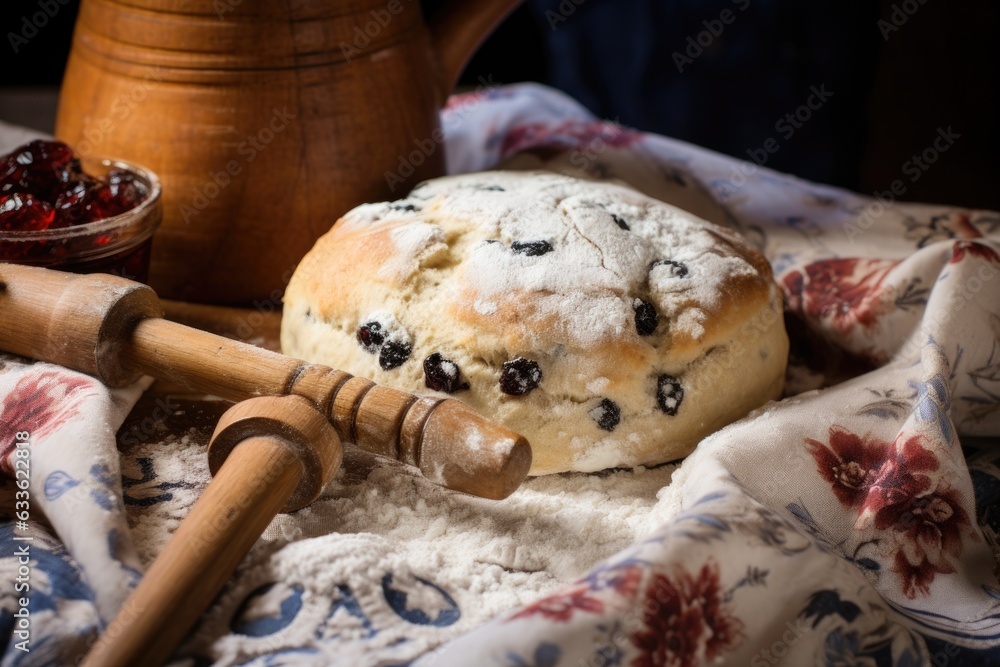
[404,172,759,346]
[283,171,783,477]
[151,440,683,666]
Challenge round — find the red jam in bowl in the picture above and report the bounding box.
[0,140,161,283]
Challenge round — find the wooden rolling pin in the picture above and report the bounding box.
[0,264,531,500]
[83,394,343,667]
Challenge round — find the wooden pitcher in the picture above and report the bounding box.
[55,0,521,304]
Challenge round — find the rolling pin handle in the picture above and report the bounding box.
[80,395,342,667]
[0,264,532,499]
[0,263,161,386]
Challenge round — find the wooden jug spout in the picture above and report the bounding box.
[430,0,523,97]
[55,0,523,304]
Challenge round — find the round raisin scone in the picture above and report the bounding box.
[281,171,788,475]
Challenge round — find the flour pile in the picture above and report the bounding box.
[122,431,683,666]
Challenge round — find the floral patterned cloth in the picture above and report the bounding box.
[2,85,1000,666]
[0,359,151,665]
[424,83,1000,667]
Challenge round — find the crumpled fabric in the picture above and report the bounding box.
[1,84,998,666]
[426,83,1000,667]
[0,357,150,666]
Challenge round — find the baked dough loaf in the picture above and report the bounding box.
[281,171,788,475]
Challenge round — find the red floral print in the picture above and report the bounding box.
[949,240,1000,264]
[807,426,891,507]
[630,560,744,667]
[500,120,642,160]
[781,258,899,335]
[862,436,970,598]
[0,371,95,477]
[861,435,939,522]
[887,484,970,598]
[509,587,604,623]
[807,427,976,598]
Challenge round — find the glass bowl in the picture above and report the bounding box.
[0,157,162,283]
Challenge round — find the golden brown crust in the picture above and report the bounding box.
[282,171,788,474]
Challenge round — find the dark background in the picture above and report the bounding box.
[2,0,998,209]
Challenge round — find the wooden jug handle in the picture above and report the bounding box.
[430,0,524,98]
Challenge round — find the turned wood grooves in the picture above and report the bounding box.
[0,264,532,500]
[55,0,524,303]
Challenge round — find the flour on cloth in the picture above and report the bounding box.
[121,436,680,666]
[0,357,150,620]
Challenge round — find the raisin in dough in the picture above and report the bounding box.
[281,171,788,475]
